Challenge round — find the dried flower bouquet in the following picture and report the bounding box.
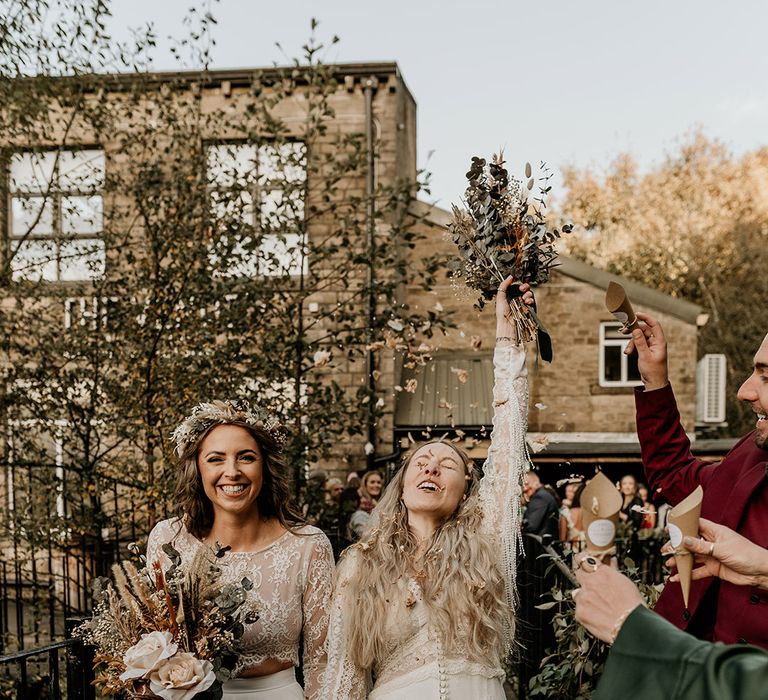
[449,154,571,360]
[77,542,259,699]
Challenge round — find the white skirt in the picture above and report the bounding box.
[369,665,505,700]
[222,668,303,699]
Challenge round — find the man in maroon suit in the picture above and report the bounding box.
[627,313,768,648]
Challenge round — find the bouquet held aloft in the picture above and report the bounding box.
[449,154,571,361]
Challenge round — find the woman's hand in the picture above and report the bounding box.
[573,555,644,644]
[496,276,534,346]
[667,518,768,591]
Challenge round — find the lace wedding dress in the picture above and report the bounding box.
[147,521,334,699]
[322,345,528,699]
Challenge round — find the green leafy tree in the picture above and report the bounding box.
[559,132,768,433]
[0,0,449,640]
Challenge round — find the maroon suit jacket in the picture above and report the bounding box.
[636,383,768,648]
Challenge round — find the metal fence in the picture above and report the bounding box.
[515,530,667,699]
[0,460,160,696]
[0,618,94,700]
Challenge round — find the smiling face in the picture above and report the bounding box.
[362,472,383,498]
[737,334,768,449]
[197,424,263,520]
[620,475,637,497]
[401,442,469,521]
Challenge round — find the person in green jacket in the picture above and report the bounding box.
[573,518,768,699]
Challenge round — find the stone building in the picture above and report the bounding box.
[0,60,719,486]
[0,61,425,642]
[0,58,725,650]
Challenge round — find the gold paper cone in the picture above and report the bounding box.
[667,485,704,608]
[581,471,623,557]
[605,281,640,332]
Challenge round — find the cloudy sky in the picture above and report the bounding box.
[107,0,768,208]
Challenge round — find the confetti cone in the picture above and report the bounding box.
[667,485,704,608]
[605,281,640,332]
[581,471,623,557]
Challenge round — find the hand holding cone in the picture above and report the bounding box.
[605,281,640,332]
[667,485,704,608]
[581,471,623,558]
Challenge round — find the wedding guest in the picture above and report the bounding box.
[563,482,586,548]
[343,488,370,543]
[322,278,533,698]
[573,519,768,699]
[617,474,643,530]
[627,314,768,647]
[561,481,580,507]
[325,478,344,503]
[522,471,560,541]
[146,401,334,700]
[357,470,383,513]
[637,483,656,529]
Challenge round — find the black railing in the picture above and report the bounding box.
[0,461,165,659]
[0,618,94,700]
[515,531,666,699]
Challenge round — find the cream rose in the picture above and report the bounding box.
[148,652,216,700]
[119,630,178,681]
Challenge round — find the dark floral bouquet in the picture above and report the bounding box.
[77,542,259,699]
[449,154,571,360]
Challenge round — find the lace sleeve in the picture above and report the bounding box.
[145,518,179,569]
[321,550,369,699]
[302,533,335,700]
[476,344,530,646]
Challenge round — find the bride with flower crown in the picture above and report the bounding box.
[322,277,533,699]
[147,401,334,699]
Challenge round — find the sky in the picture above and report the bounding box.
[105,0,768,209]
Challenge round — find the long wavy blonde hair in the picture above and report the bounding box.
[340,441,512,669]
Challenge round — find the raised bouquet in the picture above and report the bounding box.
[77,542,259,699]
[449,154,571,361]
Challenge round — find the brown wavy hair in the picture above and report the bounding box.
[172,417,303,539]
[339,440,512,668]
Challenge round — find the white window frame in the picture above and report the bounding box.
[8,148,106,282]
[696,353,727,424]
[206,141,307,278]
[63,296,118,331]
[6,418,68,520]
[599,321,642,387]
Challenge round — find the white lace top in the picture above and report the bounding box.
[323,345,529,699]
[146,519,334,699]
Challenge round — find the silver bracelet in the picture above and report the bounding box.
[496,336,512,342]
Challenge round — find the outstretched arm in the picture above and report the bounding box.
[477,277,534,648]
[479,276,532,533]
[627,312,717,503]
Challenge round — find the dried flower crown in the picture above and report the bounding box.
[171,399,285,457]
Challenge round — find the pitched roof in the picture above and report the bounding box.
[557,257,706,326]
